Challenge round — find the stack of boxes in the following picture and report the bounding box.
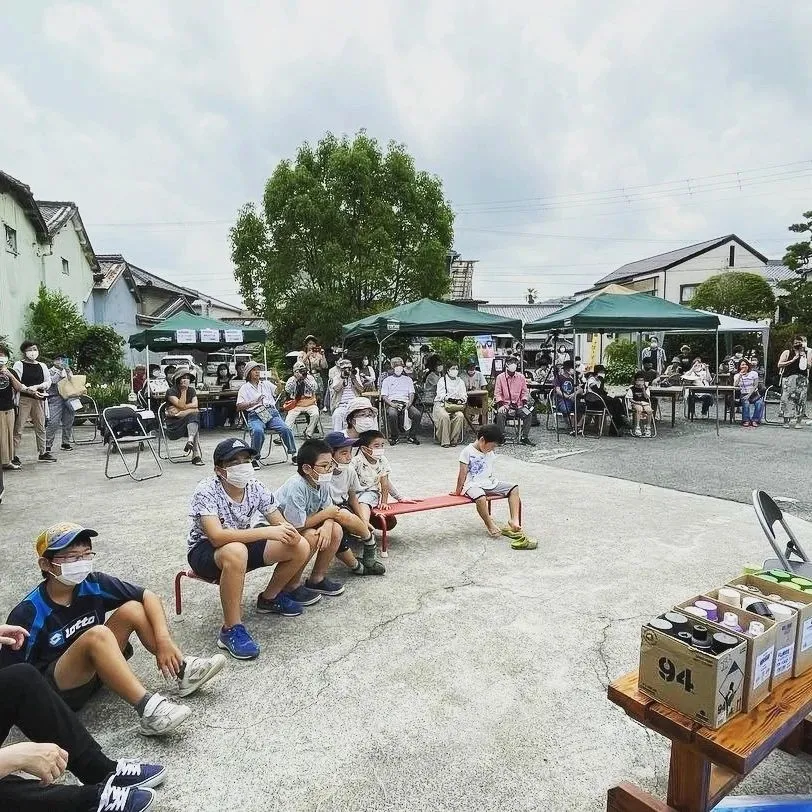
[638,570,812,729]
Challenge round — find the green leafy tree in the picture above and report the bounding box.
[231,131,455,349]
[75,325,126,381]
[783,210,812,274]
[603,338,639,384]
[429,337,478,367]
[25,284,87,358]
[777,277,812,323]
[689,272,776,320]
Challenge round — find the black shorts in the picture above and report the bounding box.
[187,539,268,582]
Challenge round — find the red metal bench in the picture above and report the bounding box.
[174,567,218,616]
[371,493,521,554]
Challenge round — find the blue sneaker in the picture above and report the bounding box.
[256,592,303,616]
[284,584,322,606]
[97,778,155,811]
[112,759,166,789]
[306,577,346,596]
[217,623,260,660]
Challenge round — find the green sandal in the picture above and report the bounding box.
[511,534,538,550]
[500,526,524,540]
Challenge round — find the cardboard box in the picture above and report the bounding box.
[676,595,776,711]
[728,575,812,677]
[638,625,746,729]
[717,586,798,686]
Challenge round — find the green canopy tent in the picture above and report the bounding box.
[342,298,523,376]
[525,292,722,436]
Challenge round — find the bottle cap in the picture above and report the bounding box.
[648,618,673,633]
[663,612,689,633]
[683,606,708,619]
[791,577,812,588]
[694,600,718,622]
[712,632,740,654]
[717,588,742,607]
[783,582,803,591]
[676,631,693,644]
[722,611,740,627]
[767,570,794,582]
[691,625,711,648]
[748,621,765,636]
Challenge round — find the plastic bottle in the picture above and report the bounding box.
[683,606,708,619]
[720,612,742,632]
[711,632,739,654]
[691,625,712,651]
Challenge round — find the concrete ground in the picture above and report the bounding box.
[2,420,812,811]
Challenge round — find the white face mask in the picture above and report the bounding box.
[316,472,333,484]
[25,350,39,360]
[55,559,93,586]
[354,416,377,432]
[221,462,255,488]
[448,368,459,378]
[0,357,8,367]
[334,462,349,473]
[506,363,517,373]
[597,373,606,380]
[393,366,404,376]
[369,447,385,459]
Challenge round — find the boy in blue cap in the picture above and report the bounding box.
[1,523,225,737]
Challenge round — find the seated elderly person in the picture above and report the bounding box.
[432,363,467,448]
[380,357,421,445]
[343,396,378,439]
[330,359,363,432]
[420,355,443,410]
[494,358,535,445]
[284,362,321,438]
[237,361,297,466]
[683,357,713,417]
[164,368,204,465]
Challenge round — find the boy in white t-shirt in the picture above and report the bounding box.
[324,431,385,575]
[455,424,531,548]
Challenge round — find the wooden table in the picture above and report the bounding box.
[606,669,812,812]
[648,386,682,427]
[682,385,738,424]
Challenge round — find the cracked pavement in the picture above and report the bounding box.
[2,427,812,810]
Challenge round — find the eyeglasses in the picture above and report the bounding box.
[52,551,96,563]
[312,461,335,472]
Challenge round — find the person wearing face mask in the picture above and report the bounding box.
[351,430,410,527]
[584,365,626,432]
[421,355,444,409]
[380,357,421,445]
[0,345,26,472]
[641,337,667,375]
[683,357,713,418]
[330,359,363,431]
[357,355,376,389]
[0,523,225,735]
[186,438,312,658]
[45,353,76,456]
[164,368,204,466]
[284,361,321,438]
[493,358,535,446]
[273,439,347,602]
[778,335,809,429]
[11,340,52,464]
[432,364,467,448]
[343,397,379,438]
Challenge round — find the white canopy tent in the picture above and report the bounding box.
[660,310,770,358]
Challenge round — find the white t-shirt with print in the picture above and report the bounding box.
[329,465,362,505]
[187,476,277,551]
[352,452,391,494]
[459,444,498,491]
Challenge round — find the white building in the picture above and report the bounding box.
[0,171,100,350]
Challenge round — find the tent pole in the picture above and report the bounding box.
[573,327,578,442]
[715,327,720,437]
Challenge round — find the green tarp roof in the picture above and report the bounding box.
[342,298,523,340]
[129,312,267,351]
[525,292,720,333]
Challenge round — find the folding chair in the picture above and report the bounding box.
[237,411,288,466]
[582,394,610,438]
[73,394,102,445]
[752,490,812,578]
[102,406,162,481]
[498,408,523,445]
[546,390,572,439]
[156,402,193,464]
[624,396,657,437]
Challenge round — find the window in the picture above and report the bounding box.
[729,245,735,268]
[61,258,70,275]
[4,225,17,254]
[680,284,698,304]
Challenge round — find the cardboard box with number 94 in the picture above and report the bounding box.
[638,626,747,729]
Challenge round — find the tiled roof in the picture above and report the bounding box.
[95,253,129,290]
[764,259,799,285]
[479,298,576,323]
[0,170,49,241]
[35,201,77,235]
[126,263,242,313]
[588,234,770,290]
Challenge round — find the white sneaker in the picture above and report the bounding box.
[794,422,804,429]
[138,693,191,736]
[633,427,642,437]
[642,429,651,438]
[177,653,226,697]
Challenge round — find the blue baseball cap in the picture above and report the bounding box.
[324,431,358,450]
[35,523,98,557]
[213,437,258,465]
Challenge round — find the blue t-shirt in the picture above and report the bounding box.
[0,573,145,673]
[273,474,331,529]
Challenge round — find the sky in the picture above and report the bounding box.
[2,1,811,307]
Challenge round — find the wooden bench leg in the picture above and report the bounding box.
[666,741,739,812]
[780,717,812,756]
[607,782,676,811]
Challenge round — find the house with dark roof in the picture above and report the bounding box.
[575,235,773,305]
[0,169,102,349]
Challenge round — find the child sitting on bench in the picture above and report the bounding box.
[352,430,412,523]
[454,424,534,549]
[324,431,385,575]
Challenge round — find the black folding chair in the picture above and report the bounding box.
[156,402,193,464]
[102,406,163,482]
[582,394,610,438]
[752,490,812,578]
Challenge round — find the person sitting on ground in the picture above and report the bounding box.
[454,424,533,549]
[46,352,78,456]
[352,430,412,526]
[494,357,535,446]
[0,630,166,812]
[324,431,385,575]
[0,523,225,735]
[284,362,321,438]
[273,440,346,603]
[237,361,297,466]
[343,396,378,439]
[11,340,52,465]
[584,365,626,432]
[683,357,713,417]
[735,358,764,428]
[433,363,467,448]
[186,438,311,659]
[421,355,443,409]
[627,371,654,437]
[330,358,363,432]
[164,368,204,466]
[0,347,25,472]
[554,360,583,435]
[380,357,421,445]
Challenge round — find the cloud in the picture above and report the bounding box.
[1,0,810,308]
